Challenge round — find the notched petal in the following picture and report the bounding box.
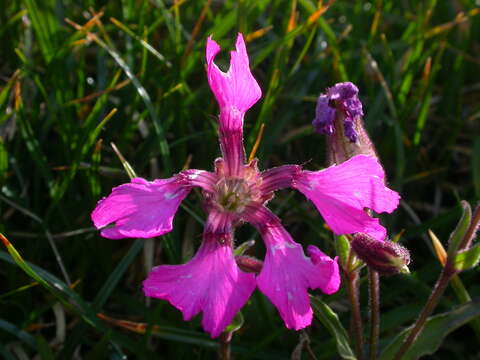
[307,245,340,294]
[143,228,255,337]
[293,155,400,240]
[91,177,189,239]
[206,33,261,114]
[249,208,340,330]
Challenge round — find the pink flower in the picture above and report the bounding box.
[292,155,399,241]
[91,33,399,337]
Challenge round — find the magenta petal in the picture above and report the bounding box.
[180,169,218,193]
[307,245,340,294]
[143,238,256,338]
[293,155,400,240]
[260,165,301,193]
[206,33,261,115]
[256,220,340,330]
[91,177,189,239]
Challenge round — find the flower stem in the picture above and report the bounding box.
[219,331,232,360]
[393,266,454,360]
[346,269,364,360]
[368,269,380,360]
[393,204,479,359]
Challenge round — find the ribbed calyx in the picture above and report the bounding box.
[351,233,411,275]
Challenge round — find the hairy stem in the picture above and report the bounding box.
[368,269,380,360]
[393,266,454,360]
[346,270,364,360]
[394,204,479,359]
[219,331,232,360]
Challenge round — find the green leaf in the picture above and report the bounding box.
[0,319,36,348]
[0,137,7,183]
[22,0,60,62]
[86,34,172,173]
[0,234,61,300]
[52,107,118,202]
[380,300,480,360]
[109,17,171,67]
[0,344,16,360]
[17,111,55,197]
[93,239,144,310]
[310,296,356,360]
[454,243,480,271]
[36,335,55,360]
[448,201,472,257]
[88,139,102,199]
[474,138,480,198]
[110,142,138,179]
[448,275,480,339]
[84,331,112,360]
[0,235,139,352]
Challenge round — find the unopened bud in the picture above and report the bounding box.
[313,82,377,165]
[235,255,263,274]
[351,233,411,275]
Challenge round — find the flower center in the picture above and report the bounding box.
[215,178,253,213]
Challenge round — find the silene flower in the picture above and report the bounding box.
[313,82,377,165]
[91,34,400,337]
[313,82,408,272]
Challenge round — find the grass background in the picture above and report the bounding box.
[0,0,479,358]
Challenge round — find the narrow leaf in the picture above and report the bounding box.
[93,239,144,310]
[454,243,480,271]
[0,319,36,348]
[84,331,112,360]
[0,235,140,352]
[0,137,8,183]
[474,138,480,198]
[380,300,480,360]
[310,296,356,360]
[448,201,472,256]
[36,335,55,360]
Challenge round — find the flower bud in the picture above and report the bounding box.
[235,255,263,274]
[312,82,377,165]
[351,233,411,275]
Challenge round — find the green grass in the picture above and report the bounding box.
[0,0,479,358]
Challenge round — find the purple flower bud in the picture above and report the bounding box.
[235,255,263,274]
[313,82,363,141]
[313,82,377,165]
[351,233,411,275]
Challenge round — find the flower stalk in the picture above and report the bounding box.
[393,202,480,359]
[368,269,380,360]
[345,267,364,360]
[392,265,453,360]
[219,331,232,360]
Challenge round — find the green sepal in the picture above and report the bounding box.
[234,240,255,256]
[225,311,244,334]
[335,235,351,270]
[447,201,472,257]
[453,243,480,272]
